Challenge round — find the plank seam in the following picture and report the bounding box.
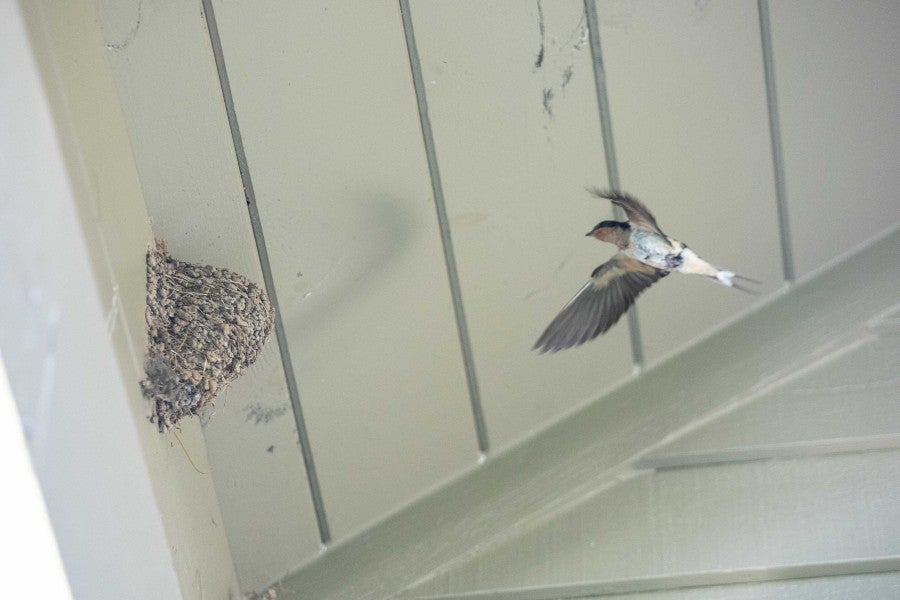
[757,0,796,282]
[639,434,900,471]
[399,0,490,454]
[583,0,645,368]
[200,0,331,544]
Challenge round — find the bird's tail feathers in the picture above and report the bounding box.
[714,271,761,294]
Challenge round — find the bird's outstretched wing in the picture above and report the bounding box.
[587,188,668,239]
[534,254,667,353]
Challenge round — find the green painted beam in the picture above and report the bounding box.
[280,227,899,599]
[416,558,900,600]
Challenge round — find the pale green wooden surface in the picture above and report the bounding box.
[768,0,900,277]
[210,0,478,543]
[593,0,784,363]
[279,223,898,598]
[596,572,900,600]
[410,449,900,596]
[641,334,900,468]
[408,0,635,452]
[405,229,900,597]
[417,569,900,600]
[69,0,900,595]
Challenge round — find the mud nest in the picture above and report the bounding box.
[142,240,274,432]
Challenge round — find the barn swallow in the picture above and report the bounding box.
[534,188,758,353]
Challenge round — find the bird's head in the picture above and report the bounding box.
[586,220,630,247]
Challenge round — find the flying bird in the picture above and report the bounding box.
[534,188,758,353]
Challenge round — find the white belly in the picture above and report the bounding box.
[676,247,720,277]
[631,230,679,270]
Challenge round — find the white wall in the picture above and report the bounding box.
[2,0,242,597]
[0,3,182,597]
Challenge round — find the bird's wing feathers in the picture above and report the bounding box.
[534,254,667,353]
[587,188,668,239]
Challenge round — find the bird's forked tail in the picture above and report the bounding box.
[714,270,760,294]
[678,248,760,294]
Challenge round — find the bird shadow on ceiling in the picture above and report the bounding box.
[280,194,423,339]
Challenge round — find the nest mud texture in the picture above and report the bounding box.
[142,240,274,432]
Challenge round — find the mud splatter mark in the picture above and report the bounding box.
[452,211,490,228]
[561,65,574,88]
[557,251,574,271]
[542,87,555,117]
[524,287,547,300]
[106,0,143,51]
[535,45,545,70]
[692,0,712,22]
[244,403,288,425]
[534,0,546,68]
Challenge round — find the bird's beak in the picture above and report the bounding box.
[585,231,595,237]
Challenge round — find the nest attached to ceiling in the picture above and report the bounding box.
[142,240,274,432]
